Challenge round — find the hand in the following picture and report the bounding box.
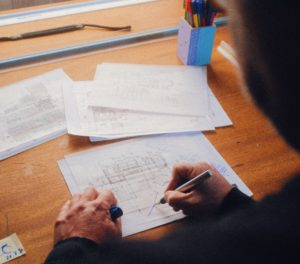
[164,163,233,216]
[54,188,122,244]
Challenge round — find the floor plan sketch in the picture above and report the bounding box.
[93,152,170,214]
[60,133,252,236]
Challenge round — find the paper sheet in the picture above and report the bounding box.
[59,133,252,236]
[94,63,231,125]
[89,63,210,116]
[0,233,25,263]
[63,81,215,137]
[207,87,232,127]
[0,69,72,160]
[88,87,232,142]
[80,63,232,142]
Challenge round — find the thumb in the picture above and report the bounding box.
[164,191,193,210]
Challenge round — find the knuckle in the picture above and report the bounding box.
[97,200,110,210]
[84,187,93,193]
[168,197,177,207]
[105,189,115,198]
[103,189,113,196]
[104,190,117,202]
[197,162,212,169]
[172,164,181,174]
[55,217,66,227]
[172,163,186,174]
[72,194,81,201]
[73,201,86,211]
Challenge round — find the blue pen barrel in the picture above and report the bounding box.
[109,206,123,221]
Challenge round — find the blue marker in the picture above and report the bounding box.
[197,0,203,26]
[109,206,123,221]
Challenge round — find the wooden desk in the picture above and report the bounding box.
[0,1,299,263]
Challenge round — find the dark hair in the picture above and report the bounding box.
[237,1,300,150]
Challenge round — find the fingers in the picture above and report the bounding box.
[165,163,195,191]
[54,189,122,244]
[81,187,99,201]
[78,188,116,204]
[166,162,212,191]
[72,194,82,203]
[94,190,117,209]
[68,189,117,209]
[61,200,71,212]
[164,190,195,210]
[57,200,71,221]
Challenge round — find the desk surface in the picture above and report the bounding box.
[0,1,300,263]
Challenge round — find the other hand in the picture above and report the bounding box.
[54,188,122,244]
[164,162,233,216]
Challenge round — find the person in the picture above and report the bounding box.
[45,0,300,263]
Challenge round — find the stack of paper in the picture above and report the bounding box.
[58,133,252,236]
[0,63,231,159]
[0,69,73,160]
[63,63,232,141]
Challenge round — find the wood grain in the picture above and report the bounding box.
[0,2,299,263]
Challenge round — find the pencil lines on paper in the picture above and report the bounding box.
[148,192,159,216]
[88,151,170,215]
[0,69,72,160]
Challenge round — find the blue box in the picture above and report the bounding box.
[177,18,216,66]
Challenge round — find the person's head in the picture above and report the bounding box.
[212,0,300,151]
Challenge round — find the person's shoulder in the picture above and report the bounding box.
[275,172,300,199]
[257,172,300,217]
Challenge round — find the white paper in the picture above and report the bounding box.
[0,233,25,263]
[59,133,252,236]
[208,87,232,127]
[95,63,232,128]
[88,87,232,142]
[89,63,210,116]
[89,87,232,142]
[63,81,215,137]
[0,69,72,160]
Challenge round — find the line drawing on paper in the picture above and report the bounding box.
[80,151,171,216]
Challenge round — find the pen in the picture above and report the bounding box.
[159,169,212,204]
[192,0,199,28]
[109,206,123,221]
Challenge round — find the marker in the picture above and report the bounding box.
[109,206,123,221]
[158,170,212,205]
[192,0,199,28]
[197,0,203,26]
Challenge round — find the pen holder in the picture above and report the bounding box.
[177,18,216,66]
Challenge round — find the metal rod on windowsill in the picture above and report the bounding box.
[0,17,227,70]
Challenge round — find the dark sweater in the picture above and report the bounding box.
[45,173,300,264]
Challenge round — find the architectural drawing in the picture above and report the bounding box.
[61,133,252,236]
[92,151,170,214]
[0,69,72,159]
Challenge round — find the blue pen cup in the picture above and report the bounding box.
[177,18,216,66]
